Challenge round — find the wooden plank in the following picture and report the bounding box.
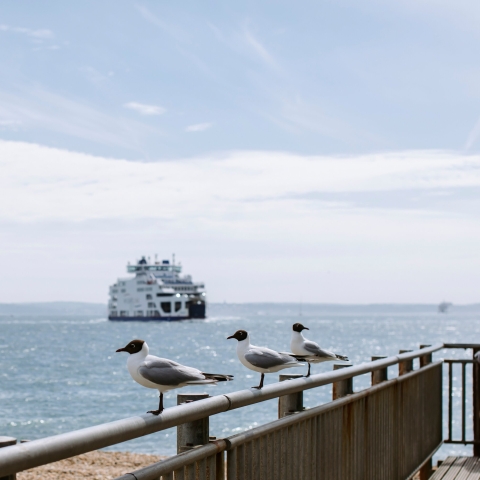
[455,457,479,480]
[464,457,480,480]
[430,457,458,479]
[430,457,466,480]
[441,457,470,480]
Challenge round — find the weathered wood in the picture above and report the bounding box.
[419,459,432,480]
[215,451,225,480]
[278,374,304,417]
[0,437,16,480]
[371,356,388,385]
[399,349,414,376]
[465,457,480,479]
[429,456,468,479]
[473,347,480,457]
[419,344,433,367]
[457,457,478,478]
[428,456,458,479]
[177,393,209,454]
[332,364,353,399]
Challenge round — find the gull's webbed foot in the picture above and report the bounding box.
[147,409,163,415]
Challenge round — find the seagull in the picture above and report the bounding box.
[116,339,233,415]
[290,323,349,377]
[227,330,303,389]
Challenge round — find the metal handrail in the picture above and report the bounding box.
[0,343,443,477]
[115,362,443,480]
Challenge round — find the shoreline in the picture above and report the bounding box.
[17,450,167,480]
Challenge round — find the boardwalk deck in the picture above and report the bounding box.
[430,456,480,479]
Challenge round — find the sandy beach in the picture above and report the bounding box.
[17,450,167,480]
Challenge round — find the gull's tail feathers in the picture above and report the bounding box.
[335,354,349,362]
[202,373,234,382]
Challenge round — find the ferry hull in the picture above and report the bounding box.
[189,303,206,318]
[108,315,203,322]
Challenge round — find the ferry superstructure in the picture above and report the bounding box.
[108,255,206,321]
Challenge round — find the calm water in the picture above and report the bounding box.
[1,303,479,457]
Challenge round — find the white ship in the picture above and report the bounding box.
[108,255,206,321]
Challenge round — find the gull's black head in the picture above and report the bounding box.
[227,330,248,341]
[116,339,145,354]
[293,323,309,332]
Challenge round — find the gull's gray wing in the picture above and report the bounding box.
[302,340,337,359]
[245,347,297,369]
[139,358,205,386]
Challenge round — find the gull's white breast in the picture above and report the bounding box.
[291,332,311,356]
[127,353,160,390]
[236,340,266,373]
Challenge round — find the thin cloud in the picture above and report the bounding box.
[0,24,53,39]
[0,87,163,152]
[0,120,22,131]
[243,28,276,68]
[135,5,187,42]
[186,122,212,132]
[124,102,166,116]
[465,115,480,150]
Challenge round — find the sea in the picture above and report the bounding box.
[1,303,480,458]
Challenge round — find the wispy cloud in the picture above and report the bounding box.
[465,115,480,150]
[243,28,277,68]
[123,102,166,116]
[186,122,212,132]
[260,92,375,144]
[0,87,163,152]
[135,5,187,42]
[81,67,111,86]
[0,24,53,39]
[0,120,22,130]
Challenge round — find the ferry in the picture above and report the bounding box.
[108,255,206,321]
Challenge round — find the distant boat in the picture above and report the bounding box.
[438,301,452,313]
[108,255,206,321]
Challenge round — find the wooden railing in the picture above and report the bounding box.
[443,344,480,456]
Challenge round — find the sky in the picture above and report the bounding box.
[0,1,479,303]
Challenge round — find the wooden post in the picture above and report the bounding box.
[473,347,480,457]
[177,393,209,453]
[419,459,432,480]
[399,350,413,376]
[0,437,17,480]
[419,346,433,479]
[419,344,432,368]
[216,450,225,480]
[278,374,304,418]
[371,356,388,385]
[332,364,353,400]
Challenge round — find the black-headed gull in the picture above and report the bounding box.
[227,330,303,389]
[116,339,233,414]
[290,323,349,377]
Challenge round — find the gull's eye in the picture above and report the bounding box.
[130,344,135,348]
